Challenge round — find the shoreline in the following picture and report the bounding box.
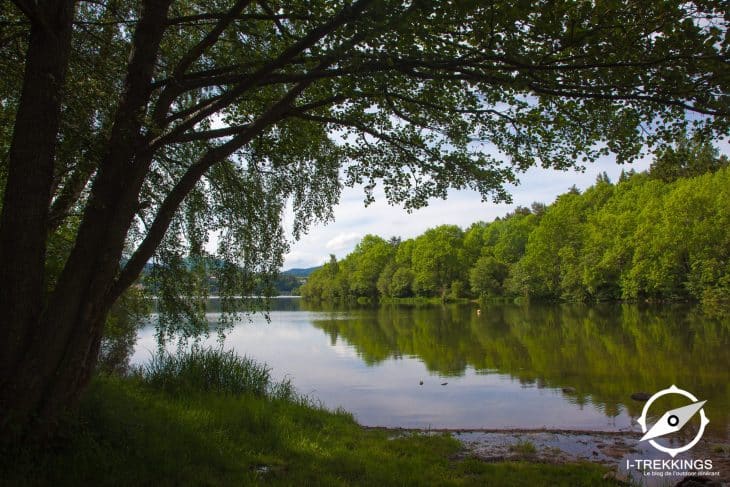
[371,426,730,484]
[364,426,638,435]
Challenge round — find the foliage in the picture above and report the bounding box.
[649,134,729,182]
[301,165,730,304]
[273,273,303,295]
[348,235,396,298]
[470,256,509,297]
[97,286,151,375]
[411,226,466,298]
[510,440,537,457]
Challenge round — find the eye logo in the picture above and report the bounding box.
[637,385,709,458]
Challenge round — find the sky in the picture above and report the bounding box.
[280,135,730,270]
[280,137,729,270]
[280,155,651,270]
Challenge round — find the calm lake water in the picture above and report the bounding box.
[132,299,729,439]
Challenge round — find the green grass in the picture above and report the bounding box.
[2,350,620,486]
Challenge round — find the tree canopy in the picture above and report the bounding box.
[301,165,730,304]
[0,0,728,437]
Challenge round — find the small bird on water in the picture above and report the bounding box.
[441,382,448,386]
[419,380,423,385]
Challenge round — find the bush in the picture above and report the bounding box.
[142,346,295,400]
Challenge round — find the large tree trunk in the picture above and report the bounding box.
[0,0,76,441]
[0,0,172,442]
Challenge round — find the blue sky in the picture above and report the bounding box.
[282,142,730,270]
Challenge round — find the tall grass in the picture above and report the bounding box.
[142,346,296,400]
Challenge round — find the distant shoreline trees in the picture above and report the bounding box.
[301,159,730,305]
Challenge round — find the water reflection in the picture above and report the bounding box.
[133,300,730,437]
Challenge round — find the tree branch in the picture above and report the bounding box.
[11,0,43,26]
[48,163,97,231]
[151,0,254,126]
[258,0,294,39]
[111,68,331,300]
[149,0,375,149]
[291,112,435,160]
[526,83,729,117]
[172,0,253,80]
[166,12,311,25]
[167,124,252,144]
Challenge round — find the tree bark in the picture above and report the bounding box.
[0,0,75,439]
[0,0,173,442]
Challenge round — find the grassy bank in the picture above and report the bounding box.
[2,349,619,486]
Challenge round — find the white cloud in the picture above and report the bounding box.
[325,232,362,252]
[283,249,324,269]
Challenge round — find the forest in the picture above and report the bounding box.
[301,139,730,304]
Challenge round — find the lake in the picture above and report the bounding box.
[132,299,730,440]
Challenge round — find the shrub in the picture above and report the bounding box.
[142,346,295,400]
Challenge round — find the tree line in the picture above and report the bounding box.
[301,143,730,304]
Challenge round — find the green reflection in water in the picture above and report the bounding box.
[305,302,730,436]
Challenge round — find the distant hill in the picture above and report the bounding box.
[282,266,321,278]
[136,261,320,295]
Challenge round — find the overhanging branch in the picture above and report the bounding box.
[149,0,375,149]
[111,70,329,301]
[167,124,252,144]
